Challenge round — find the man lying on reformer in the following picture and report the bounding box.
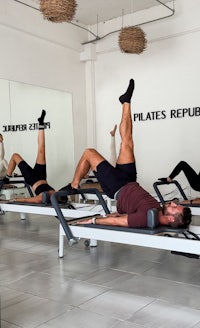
[60,79,192,228]
[3,110,56,203]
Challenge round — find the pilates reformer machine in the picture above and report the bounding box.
[0,180,200,259]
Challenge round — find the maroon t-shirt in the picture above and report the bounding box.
[117,182,161,228]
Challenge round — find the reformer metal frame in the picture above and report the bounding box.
[153,180,188,204]
[59,225,200,257]
[0,178,34,197]
[153,180,200,215]
[0,199,104,254]
[0,188,110,256]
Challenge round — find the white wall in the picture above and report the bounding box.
[1,0,200,199]
[0,0,87,173]
[0,79,74,190]
[84,0,200,198]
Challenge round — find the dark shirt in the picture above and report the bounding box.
[117,182,161,228]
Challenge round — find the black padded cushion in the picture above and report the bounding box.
[42,191,51,204]
[147,208,159,228]
[42,191,69,205]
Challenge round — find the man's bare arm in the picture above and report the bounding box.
[76,214,128,226]
[181,198,200,205]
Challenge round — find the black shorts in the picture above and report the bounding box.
[93,160,137,199]
[18,161,47,187]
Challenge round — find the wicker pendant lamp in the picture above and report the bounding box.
[40,0,77,23]
[118,26,147,54]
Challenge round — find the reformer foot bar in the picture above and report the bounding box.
[51,190,200,259]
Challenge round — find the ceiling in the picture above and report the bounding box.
[18,0,173,26]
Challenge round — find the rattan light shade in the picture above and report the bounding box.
[40,0,77,23]
[118,26,147,54]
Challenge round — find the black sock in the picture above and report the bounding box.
[3,174,11,183]
[119,79,135,104]
[158,178,169,184]
[38,110,46,129]
[59,183,78,193]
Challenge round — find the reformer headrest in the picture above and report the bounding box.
[42,191,69,205]
[42,191,51,204]
[147,208,159,228]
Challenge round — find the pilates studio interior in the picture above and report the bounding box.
[1,0,200,327]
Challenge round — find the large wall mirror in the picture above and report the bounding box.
[0,78,74,190]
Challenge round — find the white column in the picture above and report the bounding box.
[80,44,97,148]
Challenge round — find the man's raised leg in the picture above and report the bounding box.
[117,79,135,164]
[36,110,46,165]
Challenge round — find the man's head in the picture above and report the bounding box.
[160,201,192,228]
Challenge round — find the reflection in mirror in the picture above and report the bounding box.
[0,79,74,191]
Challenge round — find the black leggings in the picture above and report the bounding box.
[169,161,200,191]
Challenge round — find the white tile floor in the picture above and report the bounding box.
[0,212,200,328]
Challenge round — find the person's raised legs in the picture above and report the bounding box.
[117,79,135,165]
[110,124,117,166]
[38,109,46,129]
[36,110,46,165]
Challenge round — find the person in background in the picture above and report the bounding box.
[3,110,56,203]
[159,161,200,192]
[109,124,117,167]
